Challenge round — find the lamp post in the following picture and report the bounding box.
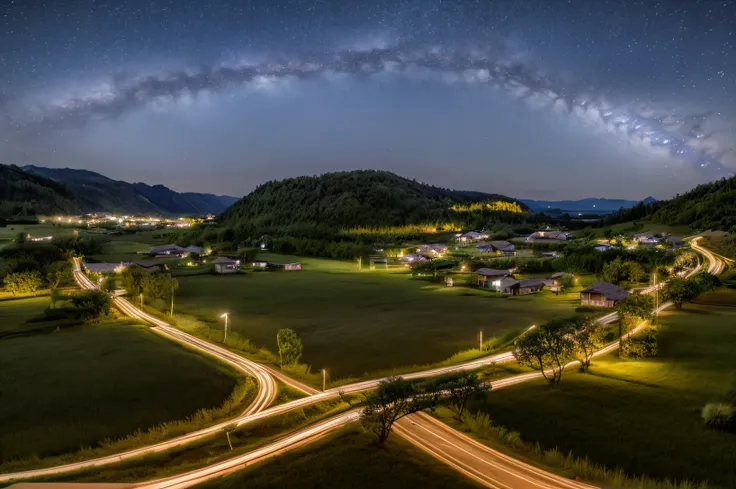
[322,368,327,392]
[479,330,483,351]
[170,284,175,317]
[220,313,229,343]
[139,293,143,309]
[653,270,658,324]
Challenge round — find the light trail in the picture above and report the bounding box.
[2,242,724,488]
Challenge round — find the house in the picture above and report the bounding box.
[541,251,560,258]
[212,257,240,274]
[490,241,517,256]
[638,237,660,246]
[513,279,547,295]
[283,262,302,271]
[83,262,126,274]
[402,253,429,263]
[417,244,449,256]
[128,260,166,272]
[183,245,205,255]
[458,231,489,243]
[594,244,612,252]
[526,227,569,242]
[252,261,269,268]
[666,236,684,249]
[496,277,521,293]
[148,244,186,256]
[475,268,513,288]
[476,244,494,253]
[633,232,657,242]
[551,272,571,279]
[580,281,630,307]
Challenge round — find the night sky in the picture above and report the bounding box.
[1,0,734,199]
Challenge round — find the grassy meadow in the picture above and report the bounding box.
[196,427,482,489]
[165,255,583,379]
[463,295,736,488]
[0,300,238,463]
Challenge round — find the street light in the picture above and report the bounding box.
[220,313,229,343]
[322,368,327,392]
[139,293,144,309]
[479,330,483,351]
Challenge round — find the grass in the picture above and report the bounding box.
[461,295,736,488]
[166,259,582,379]
[194,427,483,489]
[584,220,693,239]
[0,321,238,464]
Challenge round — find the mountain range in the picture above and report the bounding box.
[16,165,238,216]
[520,197,657,215]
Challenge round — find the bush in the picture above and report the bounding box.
[70,290,113,323]
[621,326,658,358]
[701,403,735,431]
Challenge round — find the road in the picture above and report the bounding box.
[3,244,725,488]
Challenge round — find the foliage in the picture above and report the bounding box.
[701,403,735,431]
[142,273,179,301]
[276,328,303,366]
[601,257,648,285]
[0,164,80,217]
[433,371,490,420]
[692,272,720,293]
[450,200,524,213]
[100,276,116,293]
[46,260,72,289]
[558,274,576,293]
[121,266,147,296]
[570,316,605,371]
[360,376,439,443]
[69,290,113,323]
[621,325,659,358]
[3,270,44,295]
[661,277,701,309]
[514,318,576,384]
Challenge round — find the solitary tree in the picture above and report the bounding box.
[570,316,605,371]
[601,257,627,285]
[625,261,647,284]
[514,318,576,384]
[616,294,654,348]
[434,371,490,420]
[558,274,575,294]
[46,260,72,289]
[661,277,700,309]
[276,328,303,366]
[360,377,437,444]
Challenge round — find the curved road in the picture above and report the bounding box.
[2,244,725,488]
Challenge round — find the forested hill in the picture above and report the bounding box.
[219,170,525,232]
[605,175,736,232]
[0,164,80,218]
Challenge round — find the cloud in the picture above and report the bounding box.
[4,42,733,174]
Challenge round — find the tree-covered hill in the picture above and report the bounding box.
[219,170,525,233]
[0,164,80,218]
[604,175,736,232]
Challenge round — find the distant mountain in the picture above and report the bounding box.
[220,170,525,233]
[0,164,80,218]
[23,165,237,215]
[521,197,657,215]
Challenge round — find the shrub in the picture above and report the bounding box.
[701,403,735,431]
[621,325,658,358]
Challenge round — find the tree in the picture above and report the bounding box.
[625,261,647,284]
[46,260,72,289]
[692,271,720,293]
[616,293,654,348]
[141,273,179,301]
[100,276,116,293]
[558,274,575,294]
[277,328,303,366]
[601,257,627,285]
[121,266,146,296]
[15,232,27,244]
[360,377,438,444]
[570,316,605,371]
[661,277,700,309]
[514,318,576,384]
[434,371,490,420]
[70,290,112,323]
[3,270,44,296]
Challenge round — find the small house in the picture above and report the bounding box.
[83,262,126,275]
[514,279,547,295]
[475,268,513,288]
[526,227,569,242]
[551,272,571,279]
[128,260,166,272]
[417,244,449,256]
[283,262,302,271]
[148,244,186,256]
[252,261,269,268]
[183,245,205,255]
[490,241,517,256]
[212,257,240,274]
[458,231,489,243]
[594,244,612,252]
[402,253,429,263]
[476,244,494,253]
[541,251,560,258]
[580,281,630,307]
[666,236,683,249]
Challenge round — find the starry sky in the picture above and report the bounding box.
[1,0,734,200]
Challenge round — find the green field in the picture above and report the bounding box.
[197,427,481,489]
[465,297,736,487]
[0,305,237,463]
[169,258,582,379]
[0,296,62,335]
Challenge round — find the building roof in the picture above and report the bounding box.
[490,240,515,251]
[461,231,485,239]
[551,272,570,279]
[128,260,163,268]
[183,245,204,253]
[498,277,521,290]
[476,244,494,250]
[149,244,185,254]
[212,257,239,265]
[475,268,512,277]
[518,278,547,288]
[581,281,630,300]
[418,243,448,252]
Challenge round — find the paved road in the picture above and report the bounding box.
[3,244,724,488]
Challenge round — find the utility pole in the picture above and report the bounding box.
[170,285,175,316]
[140,293,143,309]
[221,313,229,343]
[322,368,327,392]
[653,270,658,324]
[479,330,483,351]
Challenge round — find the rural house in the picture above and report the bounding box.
[417,244,449,256]
[475,268,514,288]
[212,257,240,274]
[148,244,186,256]
[526,227,569,242]
[490,240,516,256]
[283,262,302,271]
[457,231,489,242]
[83,262,126,274]
[580,281,630,307]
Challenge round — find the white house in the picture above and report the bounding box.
[475,268,514,289]
[212,257,240,274]
[457,231,489,243]
[284,262,302,271]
